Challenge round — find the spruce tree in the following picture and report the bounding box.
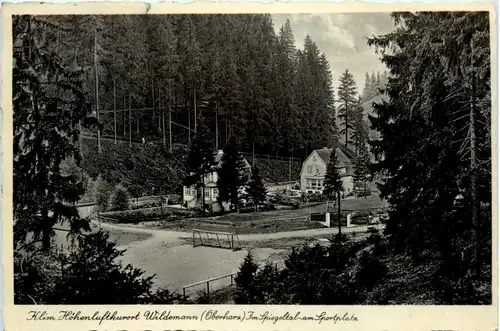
[353,142,371,197]
[185,115,214,211]
[246,166,268,211]
[323,150,344,233]
[368,12,491,295]
[216,136,248,211]
[13,16,94,250]
[234,252,260,304]
[337,69,358,149]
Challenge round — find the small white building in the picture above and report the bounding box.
[300,146,354,195]
[182,150,252,210]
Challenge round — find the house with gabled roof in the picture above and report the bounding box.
[300,144,355,195]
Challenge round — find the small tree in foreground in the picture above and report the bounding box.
[323,150,344,233]
[95,177,112,213]
[234,252,260,304]
[246,165,267,211]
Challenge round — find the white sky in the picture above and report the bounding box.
[272,13,395,93]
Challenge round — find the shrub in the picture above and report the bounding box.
[110,184,130,211]
[305,192,325,202]
[234,253,260,304]
[100,207,195,224]
[355,250,388,292]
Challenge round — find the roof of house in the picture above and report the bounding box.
[213,150,251,169]
[314,147,352,167]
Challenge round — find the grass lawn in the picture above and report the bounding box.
[127,196,386,235]
[215,195,387,223]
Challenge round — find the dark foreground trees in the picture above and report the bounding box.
[13,16,187,305]
[234,12,491,305]
[367,12,491,302]
[15,231,184,304]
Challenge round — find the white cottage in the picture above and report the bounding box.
[182,150,252,210]
[300,146,354,194]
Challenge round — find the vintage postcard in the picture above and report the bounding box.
[2,2,498,331]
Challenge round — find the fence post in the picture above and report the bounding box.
[230,274,234,285]
[206,281,210,300]
[183,287,186,300]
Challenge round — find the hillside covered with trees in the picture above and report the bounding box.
[48,14,340,159]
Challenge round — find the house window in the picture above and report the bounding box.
[204,187,210,199]
[213,188,219,198]
[316,167,320,174]
[311,180,317,189]
[306,179,312,189]
[307,165,313,173]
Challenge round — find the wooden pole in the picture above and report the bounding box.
[94,26,101,154]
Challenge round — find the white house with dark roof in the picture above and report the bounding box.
[182,150,252,210]
[300,145,354,194]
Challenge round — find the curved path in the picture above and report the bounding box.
[91,219,384,242]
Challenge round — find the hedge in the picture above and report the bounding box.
[100,206,195,224]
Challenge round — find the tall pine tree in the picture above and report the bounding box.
[185,115,214,211]
[246,165,267,211]
[217,136,248,211]
[337,69,358,149]
[13,16,94,250]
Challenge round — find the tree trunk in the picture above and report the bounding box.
[470,71,480,278]
[345,106,348,148]
[113,80,117,144]
[193,83,197,133]
[337,192,342,235]
[169,98,172,152]
[215,101,219,151]
[94,26,101,154]
[41,211,51,251]
[123,85,126,137]
[188,104,191,143]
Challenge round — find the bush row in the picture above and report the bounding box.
[100,207,195,224]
